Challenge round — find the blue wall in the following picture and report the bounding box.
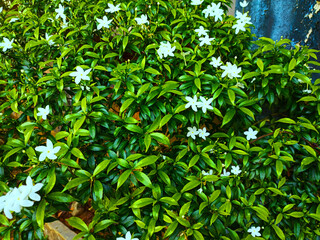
[235,0,320,80]
[235,0,320,50]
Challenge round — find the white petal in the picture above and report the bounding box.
[35,146,47,152]
[33,183,44,192]
[29,192,41,201]
[52,146,61,154]
[46,139,53,149]
[39,152,47,161]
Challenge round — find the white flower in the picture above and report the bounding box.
[240,0,249,8]
[199,34,214,47]
[105,3,121,13]
[191,0,204,5]
[97,16,113,30]
[185,95,199,112]
[202,2,224,21]
[248,226,261,237]
[2,188,18,219]
[235,11,252,25]
[221,168,231,177]
[198,127,210,140]
[45,33,54,46]
[12,187,34,214]
[195,26,209,37]
[37,105,50,120]
[135,14,148,25]
[157,42,176,59]
[55,4,66,21]
[35,139,61,161]
[61,19,68,28]
[0,7,3,13]
[187,126,199,140]
[197,96,213,113]
[202,169,213,176]
[0,37,14,52]
[235,82,245,89]
[220,62,242,79]
[302,89,312,94]
[232,21,246,34]
[19,176,43,201]
[231,166,242,175]
[197,188,203,193]
[244,127,258,141]
[0,190,15,219]
[9,18,19,23]
[209,56,222,68]
[116,231,138,240]
[70,66,91,84]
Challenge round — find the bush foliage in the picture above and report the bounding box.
[1,0,320,239]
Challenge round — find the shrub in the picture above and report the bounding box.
[1,0,320,239]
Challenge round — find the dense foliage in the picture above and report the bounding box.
[1,0,320,239]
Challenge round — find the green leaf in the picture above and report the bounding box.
[160,197,179,206]
[276,160,283,178]
[301,144,317,157]
[309,213,320,221]
[93,180,103,200]
[181,180,200,193]
[289,58,296,72]
[47,192,76,202]
[286,212,304,218]
[120,98,135,114]
[74,116,86,134]
[257,58,264,72]
[272,224,285,240]
[123,36,128,50]
[242,71,260,80]
[283,204,295,213]
[193,230,204,240]
[164,221,178,238]
[144,134,151,152]
[131,198,155,208]
[136,155,159,168]
[228,89,235,105]
[117,170,132,190]
[125,124,143,134]
[189,155,200,168]
[94,219,116,233]
[252,205,269,222]
[137,83,150,97]
[221,109,236,126]
[239,107,255,120]
[160,114,172,128]
[145,68,161,75]
[44,167,56,194]
[194,78,201,91]
[300,123,319,133]
[71,148,86,160]
[294,72,311,84]
[301,157,316,166]
[276,118,296,124]
[134,171,152,188]
[4,147,23,161]
[297,96,317,102]
[36,199,46,230]
[267,187,284,196]
[150,132,170,145]
[67,217,89,232]
[63,177,89,192]
[158,170,171,185]
[93,159,111,177]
